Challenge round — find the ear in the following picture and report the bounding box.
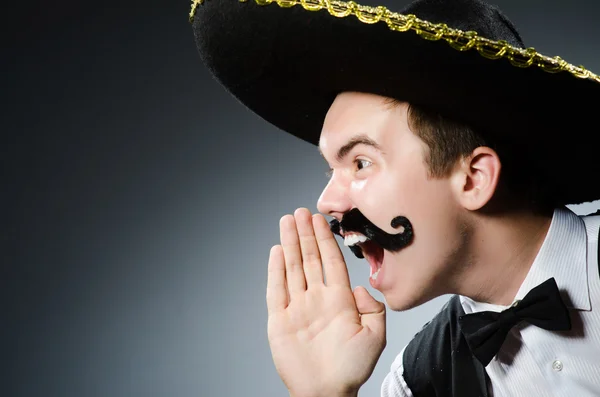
[451,146,501,211]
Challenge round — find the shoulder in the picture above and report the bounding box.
[380,346,414,397]
[403,295,464,364]
[380,299,462,397]
[400,295,467,394]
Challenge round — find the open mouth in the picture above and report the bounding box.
[344,233,385,280]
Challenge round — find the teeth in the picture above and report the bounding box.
[343,233,369,246]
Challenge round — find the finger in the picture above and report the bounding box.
[267,245,288,314]
[280,214,307,296]
[354,286,386,340]
[312,213,351,288]
[294,208,324,287]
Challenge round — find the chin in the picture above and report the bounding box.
[385,296,426,312]
[381,279,440,312]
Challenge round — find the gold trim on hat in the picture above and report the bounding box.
[189,0,600,83]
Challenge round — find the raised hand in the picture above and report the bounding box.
[266,208,387,397]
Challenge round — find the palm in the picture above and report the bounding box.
[266,209,386,397]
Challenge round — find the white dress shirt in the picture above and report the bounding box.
[381,207,600,397]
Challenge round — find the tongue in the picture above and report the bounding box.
[361,240,384,271]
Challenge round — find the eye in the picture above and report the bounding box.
[354,159,372,171]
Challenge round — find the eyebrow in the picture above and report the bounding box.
[318,134,383,163]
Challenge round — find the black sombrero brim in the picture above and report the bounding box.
[190,0,600,205]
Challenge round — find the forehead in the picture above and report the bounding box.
[318,92,410,155]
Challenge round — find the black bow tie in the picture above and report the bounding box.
[458,277,572,367]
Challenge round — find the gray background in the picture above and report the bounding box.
[4,0,600,396]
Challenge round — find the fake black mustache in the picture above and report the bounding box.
[329,208,414,259]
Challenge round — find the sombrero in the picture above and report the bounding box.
[189,0,600,206]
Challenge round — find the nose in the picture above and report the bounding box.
[316,177,352,220]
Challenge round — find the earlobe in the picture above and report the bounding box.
[457,147,501,211]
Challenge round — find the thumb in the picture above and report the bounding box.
[353,286,386,337]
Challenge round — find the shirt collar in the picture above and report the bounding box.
[460,207,591,313]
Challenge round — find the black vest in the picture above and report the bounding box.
[402,215,600,397]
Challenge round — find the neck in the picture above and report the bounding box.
[454,209,553,306]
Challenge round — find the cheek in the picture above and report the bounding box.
[348,175,400,231]
[348,163,455,233]
[350,179,367,192]
[349,174,380,208]
[385,155,451,213]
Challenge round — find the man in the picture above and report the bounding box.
[190,0,600,396]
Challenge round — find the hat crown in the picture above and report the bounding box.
[403,0,525,48]
[191,0,600,205]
